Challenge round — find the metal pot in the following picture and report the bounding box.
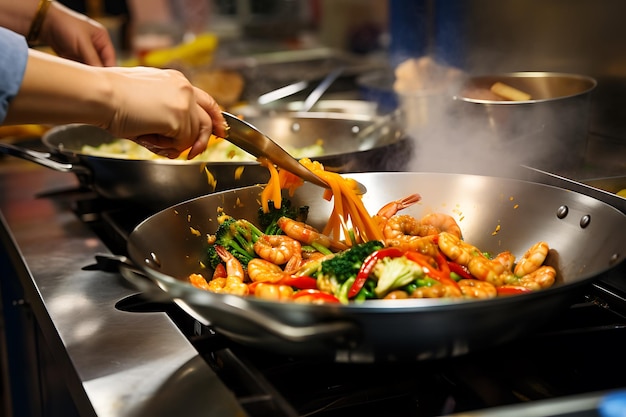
[123,172,626,361]
[0,114,412,210]
[453,72,597,172]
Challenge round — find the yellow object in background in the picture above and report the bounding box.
[0,124,49,139]
[490,82,532,101]
[123,33,218,68]
[617,189,626,198]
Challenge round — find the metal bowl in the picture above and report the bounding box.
[453,72,597,172]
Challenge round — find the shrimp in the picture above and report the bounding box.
[437,231,481,266]
[411,283,462,298]
[418,213,462,239]
[516,265,556,290]
[494,251,515,271]
[374,193,422,229]
[466,252,555,290]
[189,273,211,290]
[466,255,515,287]
[215,245,244,280]
[254,234,301,266]
[383,214,423,240]
[207,276,249,296]
[458,279,497,299]
[277,216,348,251]
[514,241,549,277]
[247,258,286,283]
[385,235,440,257]
[253,283,294,301]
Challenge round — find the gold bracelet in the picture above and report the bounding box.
[27,0,53,45]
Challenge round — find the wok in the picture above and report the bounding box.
[124,172,626,361]
[0,113,411,210]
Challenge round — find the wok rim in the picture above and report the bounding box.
[454,71,598,104]
[42,114,410,165]
[127,172,626,314]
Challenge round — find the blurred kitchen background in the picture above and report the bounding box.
[26,0,626,177]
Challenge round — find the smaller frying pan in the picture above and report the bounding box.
[0,113,412,210]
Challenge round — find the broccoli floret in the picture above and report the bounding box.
[209,218,263,267]
[373,256,424,298]
[206,244,222,269]
[258,198,309,235]
[314,240,384,295]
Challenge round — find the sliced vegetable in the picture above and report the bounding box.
[348,247,404,298]
[496,285,533,296]
[447,261,473,280]
[277,275,318,290]
[292,289,341,303]
[404,251,461,290]
[373,256,423,297]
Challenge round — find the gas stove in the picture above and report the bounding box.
[1,145,626,417]
[76,180,626,417]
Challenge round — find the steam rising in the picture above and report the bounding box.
[393,58,592,177]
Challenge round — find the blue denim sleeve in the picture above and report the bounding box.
[0,27,28,123]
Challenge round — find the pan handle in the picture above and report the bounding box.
[185,292,361,345]
[0,141,90,175]
[107,254,361,346]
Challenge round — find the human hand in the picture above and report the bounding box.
[102,66,228,159]
[40,1,116,66]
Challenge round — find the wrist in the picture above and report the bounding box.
[27,0,52,46]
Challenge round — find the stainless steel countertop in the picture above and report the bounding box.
[0,159,246,417]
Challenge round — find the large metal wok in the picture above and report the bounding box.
[123,172,626,361]
[0,113,411,210]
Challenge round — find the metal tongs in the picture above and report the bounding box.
[222,111,366,194]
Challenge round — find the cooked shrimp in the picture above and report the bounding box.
[215,245,245,280]
[374,193,422,229]
[494,251,515,271]
[277,216,348,251]
[189,273,210,290]
[466,255,514,287]
[458,279,497,299]
[253,283,294,301]
[254,234,301,265]
[383,290,409,300]
[437,231,481,266]
[247,258,286,283]
[411,283,461,298]
[418,213,462,239]
[517,265,556,290]
[385,235,440,257]
[383,214,423,240]
[207,276,249,296]
[514,241,549,277]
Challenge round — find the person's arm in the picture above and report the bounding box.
[0,0,40,37]
[0,0,116,66]
[5,48,227,159]
[0,27,29,124]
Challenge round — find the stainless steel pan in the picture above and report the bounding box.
[0,114,411,210]
[124,172,626,361]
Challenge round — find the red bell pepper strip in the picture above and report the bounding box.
[277,275,318,290]
[212,263,227,279]
[404,251,460,290]
[496,285,533,296]
[292,289,341,303]
[446,261,473,280]
[348,247,404,298]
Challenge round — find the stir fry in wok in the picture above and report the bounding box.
[188,161,556,304]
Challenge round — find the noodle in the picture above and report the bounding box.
[260,157,383,247]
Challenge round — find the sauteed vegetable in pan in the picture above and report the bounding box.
[126,169,626,358]
[189,160,555,304]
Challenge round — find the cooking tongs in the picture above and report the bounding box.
[222,111,366,194]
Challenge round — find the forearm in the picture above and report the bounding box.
[4,48,114,126]
[0,0,40,36]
